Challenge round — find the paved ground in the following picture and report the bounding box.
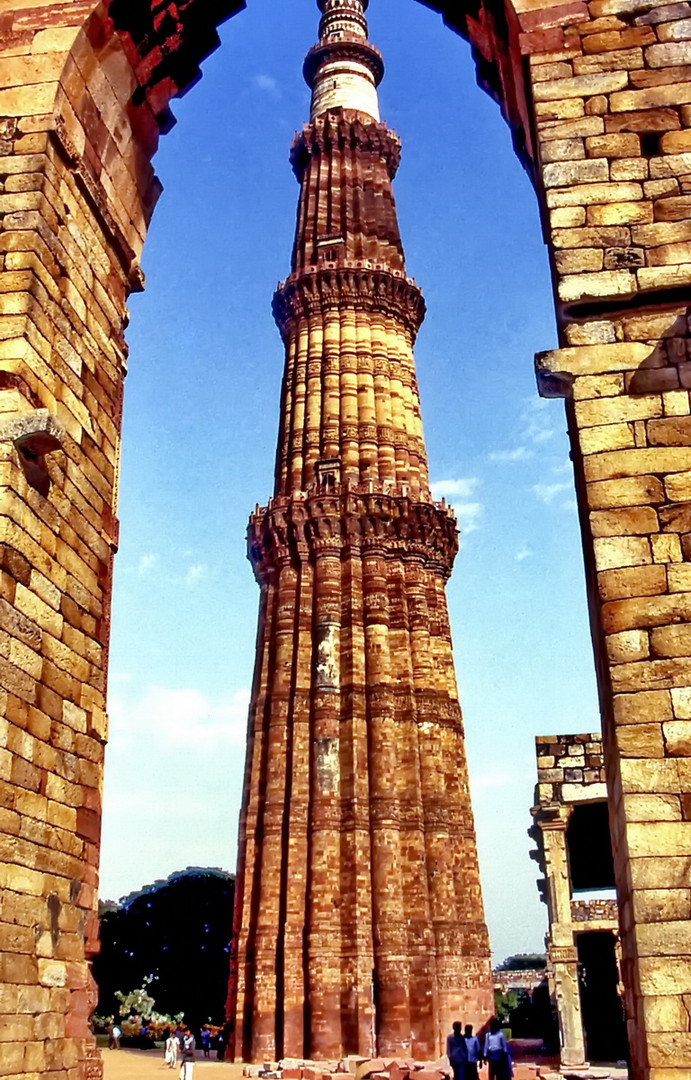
[103,1049,245,1080]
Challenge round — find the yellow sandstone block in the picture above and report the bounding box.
[587,201,653,225]
[665,471,691,500]
[539,116,604,140]
[611,158,649,181]
[550,206,587,228]
[617,722,665,756]
[651,623,691,657]
[547,182,644,208]
[663,392,690,416]
[638,265,691,290]
[559,270,636,301]
[607,629,650,662]
[663,720,691,755]
[641,994,691,1033]
[628,820,691,857]
[591,505,659,535]
[534,71,628,101]
[586,132,641,157]
[594,534,651,570]
[580,423,635,453]
[671,686,691,717]
[572,372,623,397]
[554,248,603,274]
[629,851,691,887]
[625,795,682,822]
[537,341,657,380]
[611,83,691,112]
[584,447,691,482]
[576,393,662,427]
[652,534,682,563]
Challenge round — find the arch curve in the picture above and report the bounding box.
[1,1,691,1078]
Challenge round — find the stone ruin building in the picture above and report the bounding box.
[227,0,494,1062]
[532,733,629,1068]
[0,0,690,1078]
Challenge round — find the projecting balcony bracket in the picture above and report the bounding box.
[0,409,65,497]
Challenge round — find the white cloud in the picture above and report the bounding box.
[109,685,251,750]
[489,446,533,463]
[532,481,572,504]
[185,563,206,586]
[521,397,557,446]
[455,501,483,535]
[515,546,532,562]
[137,554,158,577]
[430,478,482,539]
[429,476,478,500]
[253,74,281,97]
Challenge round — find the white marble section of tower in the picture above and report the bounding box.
[306,0,382,120]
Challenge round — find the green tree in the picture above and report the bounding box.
[93,867,235,1032]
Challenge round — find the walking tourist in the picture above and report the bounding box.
[446,1021,468,1080]
[165,1029,178,1069]
[179,1026,196,1080]
[108,1024,121,1050]
[463,1024,482,1080]
[200,1025,211,1058]
[483,1018,513,1080]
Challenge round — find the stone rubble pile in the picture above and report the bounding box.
[243,1056,562,1080]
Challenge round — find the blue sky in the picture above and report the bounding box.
[100,0,601,964]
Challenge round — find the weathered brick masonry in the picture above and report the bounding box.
[0,0,689,1078]
[228,2,493,1060]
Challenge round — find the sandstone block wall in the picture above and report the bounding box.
[0,3,235,1078]
[0,2,688,1078]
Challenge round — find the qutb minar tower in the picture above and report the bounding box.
[229,0,493,1061]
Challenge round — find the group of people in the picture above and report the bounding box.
[446,1019,513,1080]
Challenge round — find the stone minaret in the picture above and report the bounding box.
[229,0,493,1061]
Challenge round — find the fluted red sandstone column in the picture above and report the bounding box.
[230,0,493,1060]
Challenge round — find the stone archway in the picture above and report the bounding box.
[0,2,690,1079]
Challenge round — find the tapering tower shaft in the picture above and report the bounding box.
[229,0,493,1061]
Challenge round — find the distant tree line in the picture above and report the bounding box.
[93,867,235,1033]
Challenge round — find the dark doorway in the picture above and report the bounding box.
[567,802,615,891]
[577,931,627,1063]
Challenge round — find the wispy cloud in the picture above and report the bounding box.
[532,481,572,504]
[455,502,483,535]
[185,563,206,586]
[489,446,533,464]
[110,686,251,750]
[137,554,158,577]
[430,477,478,501]
[488,397,558,464]
[253,74,281,98]
[522,397,557,445]
[430,477,483,539]
[515,546,532,562]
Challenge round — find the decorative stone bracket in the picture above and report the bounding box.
[0,410,64,497]
[535,342,665,399]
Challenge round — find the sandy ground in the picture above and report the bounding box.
[102,1047,630,1080]
[103,1049,246,1080]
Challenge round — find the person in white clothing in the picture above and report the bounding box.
[165,1031,178,1069]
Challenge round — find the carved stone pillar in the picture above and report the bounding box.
[534,806,587,1069]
